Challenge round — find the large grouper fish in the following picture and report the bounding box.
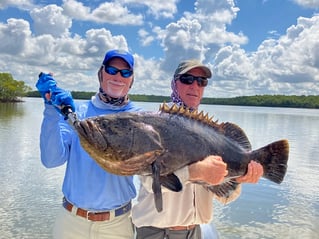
[62,103,289,212]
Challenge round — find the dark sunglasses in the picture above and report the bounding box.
[104,66,133,78]
[178,74,208,87]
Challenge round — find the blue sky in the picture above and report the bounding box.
[228,0,317,51]
[0,0,318,97]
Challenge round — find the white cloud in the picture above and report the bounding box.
[0,11,131,93]
[0,18,31,55]
[130,55,170,96]
[293,0,319,9]
[62,0,143,25]
[155,0,247,74]
[121,0,178,19]
[0,0,33,10]
[30,4,72,37]
[138,29,155,46]
[211,15,319,97]
[83,28,129,58]
[62,0,91,20]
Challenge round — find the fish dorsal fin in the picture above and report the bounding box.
[159,103,220,126]
[219,122,252,150]
[159,103,251,151]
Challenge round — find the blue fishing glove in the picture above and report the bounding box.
[36,72,57,104]
[50,87,76,117]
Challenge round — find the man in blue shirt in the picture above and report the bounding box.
[36,49,141,239]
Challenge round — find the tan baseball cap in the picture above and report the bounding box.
[174,59,212,78]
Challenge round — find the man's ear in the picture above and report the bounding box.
[129,77,134,88]
[98,66,103,83]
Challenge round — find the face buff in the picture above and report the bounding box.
[98,87,129,106]
[170,77,196,111]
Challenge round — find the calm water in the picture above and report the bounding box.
[0,98,318,239]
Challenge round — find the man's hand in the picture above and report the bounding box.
[36,72,57,104]
[50,87,75,114]
[189,155,228,185]
[236,161,264,184]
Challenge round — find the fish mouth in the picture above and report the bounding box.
[75,120,108,151]
[76,120,92,137]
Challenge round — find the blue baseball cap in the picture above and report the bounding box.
[102,49,134,69]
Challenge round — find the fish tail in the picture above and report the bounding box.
[251,139,289,184]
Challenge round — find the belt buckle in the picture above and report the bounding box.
[86,210,93,221]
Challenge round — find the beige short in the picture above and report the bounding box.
[53,206,134,239]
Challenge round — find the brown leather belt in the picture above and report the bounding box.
[169,225,197,231]
[63,198,131,222]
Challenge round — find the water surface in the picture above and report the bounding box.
[0,98,318,238]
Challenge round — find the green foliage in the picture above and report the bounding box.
[27,90,95,99]
[0,73,32,102]
[70,91,95,99]
[26,91,41,97]
[26,90,319,109]
[201,95,319,108]
[129,94,170,102]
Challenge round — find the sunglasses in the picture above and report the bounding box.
[178,74,208,87]
[104,66,133,78]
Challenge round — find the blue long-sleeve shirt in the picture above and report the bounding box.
[39,94,142,211]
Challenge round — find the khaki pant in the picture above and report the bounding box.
[135,226,201,239]
[53,207,134,239]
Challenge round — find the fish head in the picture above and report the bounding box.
[73,112,164,175]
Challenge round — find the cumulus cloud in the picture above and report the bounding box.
[62,0,143,25]
[293,0,319,9]
[0,8,131,92]
[0,18,31,55]
[211,15,319,97]
[0,0,33,10]
[30,4,72,37]
[122,0,178,19]
[145,0,319,97]
[138,28,155,46]
[129,55,169,96]
[156,0,247,73]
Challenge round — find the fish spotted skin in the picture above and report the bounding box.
[71,103,289,211]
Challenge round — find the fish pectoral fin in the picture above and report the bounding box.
[123,150,162,174]
[205,180,240,199]
[107,150,160,176]
[152,162,163,212]
[159,174,183,192]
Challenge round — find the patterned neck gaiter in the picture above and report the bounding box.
[98,87,129,106]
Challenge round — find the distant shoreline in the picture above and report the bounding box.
[22,91,319,109]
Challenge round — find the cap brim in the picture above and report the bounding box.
[179,65,212,78]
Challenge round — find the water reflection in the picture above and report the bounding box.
[0,101,25,119]
[0,98,65,239]
[199,104,319,238]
